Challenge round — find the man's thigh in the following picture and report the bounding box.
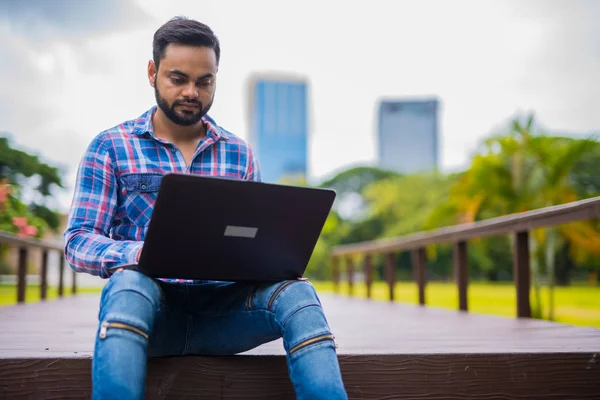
[147,281,189,358]
[182,281,293,356]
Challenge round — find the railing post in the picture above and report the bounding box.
[40,249,48,301]
[412,247,426,305]
[514,231,531,318]
[364,254,373,299]
[384,252,396,301]
[453,241,468,311]
[72,270,77,295]
[331,256,339,293]
[17,247,28,304]
[58,252,65,297]
[346,256,354,296]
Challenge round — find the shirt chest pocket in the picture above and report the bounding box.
[119,173,163,226]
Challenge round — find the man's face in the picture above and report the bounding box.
[149,44,218,126]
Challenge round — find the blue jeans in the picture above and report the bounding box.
[92,270,347,399]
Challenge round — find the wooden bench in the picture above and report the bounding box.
[1,293,599,399]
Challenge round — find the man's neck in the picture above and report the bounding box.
[152,108,207,145]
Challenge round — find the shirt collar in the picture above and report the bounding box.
[202,113,231,141]
[131,106,231,141]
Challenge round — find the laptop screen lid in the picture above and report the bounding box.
[136,173,336,281]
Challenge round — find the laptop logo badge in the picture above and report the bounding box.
[224,225,258,239]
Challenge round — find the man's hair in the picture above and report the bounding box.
[153,16,220,69]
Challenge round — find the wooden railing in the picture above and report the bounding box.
[330,196,600,318]
[0,231,77,304]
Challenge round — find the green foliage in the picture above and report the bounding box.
[570,137,600,198]
[305,166,402,279]
[319,166,400,195]
[363,173,458,238]
[28,204,62,230]
[305,210,349,279]
[0,136,65,237]
[306,113,600,290]
[0,136,63,195]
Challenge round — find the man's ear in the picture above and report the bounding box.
[148,60,157,87]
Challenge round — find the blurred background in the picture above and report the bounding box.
[0,0,599,327]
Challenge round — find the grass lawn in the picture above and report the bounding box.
[2,281,598,329]
[0,283,102,306]
[312,281,600,328]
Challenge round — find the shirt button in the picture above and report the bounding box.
[171,148,177,153]
[141,184,147,190]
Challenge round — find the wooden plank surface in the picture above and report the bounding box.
[1,294,600,399]
[1,353,599,399]
[1,293,599,357]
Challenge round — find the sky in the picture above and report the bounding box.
[1,0,599,211]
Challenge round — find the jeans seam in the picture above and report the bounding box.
[289,338,335,358]
[267,281,298,311]
[279,303,321,327]
[183,285,193,355]
[105,288,159,312]
[288,330,333,349]
[269,281,312,311]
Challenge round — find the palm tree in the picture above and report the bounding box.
[527,134,600,319]
[427,114,600,319]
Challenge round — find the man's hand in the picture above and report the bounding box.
[114,249,141,275]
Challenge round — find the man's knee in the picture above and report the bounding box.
[102,270,161,304]
[98,270,162,338]
[268,280,324,325]
[100,270,161,318]
[269,281,335,356]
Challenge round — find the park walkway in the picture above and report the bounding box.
[1,293,599,399]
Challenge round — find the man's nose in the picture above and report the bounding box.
[181,82,198,99]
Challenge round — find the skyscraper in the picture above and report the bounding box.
[377,99,439,174]
[247,75,308,183]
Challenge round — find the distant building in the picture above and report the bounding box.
[377,99,439,174]
[247,75,309,183]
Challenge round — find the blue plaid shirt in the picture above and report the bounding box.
[64,106,261,279]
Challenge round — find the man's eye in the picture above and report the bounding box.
[171,77,184,84]
[199,80,212,87]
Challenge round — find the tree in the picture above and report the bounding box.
[570,137,600,198]
[426,114,600,319]
[304,210,350,280]
[305,166,400,279]
[0,136,64,236]
[319,166,400,220]
[361,172,460,280]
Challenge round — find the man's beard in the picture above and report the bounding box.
[154,84,213,127]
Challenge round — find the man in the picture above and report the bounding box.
[64,17,347,400]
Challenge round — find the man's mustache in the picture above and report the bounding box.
[173,99,202,107]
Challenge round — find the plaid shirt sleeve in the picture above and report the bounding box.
[245,144,262,182]
[63,136,143,278]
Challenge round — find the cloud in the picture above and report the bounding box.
[0,0,599,212]
[0,0,156,124]
[496,0,600,133]
[0,0,157,210]
[0,0,153,40]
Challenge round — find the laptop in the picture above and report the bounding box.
[136,173,336,281]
